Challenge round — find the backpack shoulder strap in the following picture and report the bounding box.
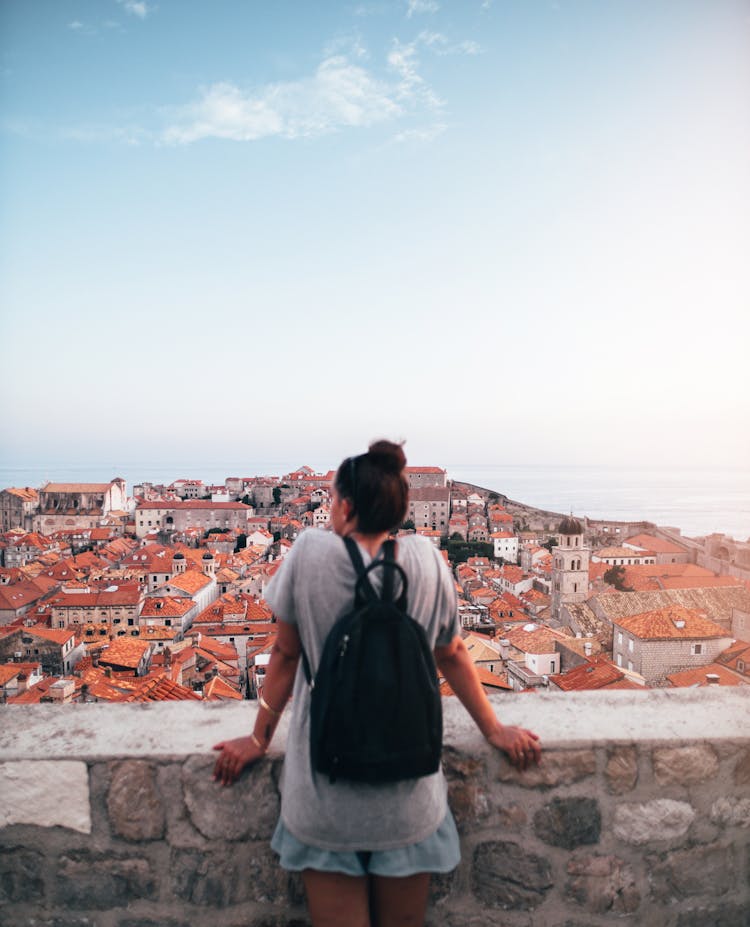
[343,536,378,603]
[381,539,408,611]
[381,539,395,603]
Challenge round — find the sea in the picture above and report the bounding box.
[1,462,748,543]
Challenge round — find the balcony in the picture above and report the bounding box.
[1,688,748,926]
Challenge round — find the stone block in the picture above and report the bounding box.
[170,844,285,907]
[182,755,279,841]
[710,797,750,828]
[613,799,695,846]
[429,868,456,904]
[443,747,489,829]
[429,917,520,927]
[471,840,553,910]
[496,802,527,831]
[244,920,311,927]
[54,850,157,909]
[733,748,750,786]
[17,917,99,927]
[0,846,44,903]
[652,745,719,785]
[108,760,166,841]
[676,904,750,927]
[496,749,596,788]
[647,842,735,901]
[533,797,601,850]
[565,853,640,914]
[0,761,91,834]
[605,745,638,794]
[117,921,191,927]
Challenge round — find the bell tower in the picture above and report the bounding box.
[551,516,589,622]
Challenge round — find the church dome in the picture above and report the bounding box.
[173,552,185,559]
[202,551,214,560]
[558,516,583,535]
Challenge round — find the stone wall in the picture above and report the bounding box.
[1,689,749,927]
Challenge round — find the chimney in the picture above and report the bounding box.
[584,641,593,657]
[705,673,720,685]
[498,638,510,659]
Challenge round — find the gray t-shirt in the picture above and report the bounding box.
[264,528,459,851]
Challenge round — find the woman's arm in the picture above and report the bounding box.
[435,635,541,771]
[213,619,301,786]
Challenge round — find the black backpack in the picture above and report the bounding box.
[300,537,443,784]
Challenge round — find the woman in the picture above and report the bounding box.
[213,441,541,927]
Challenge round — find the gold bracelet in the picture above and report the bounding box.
[259,693,283,718]
[250,732,267,752]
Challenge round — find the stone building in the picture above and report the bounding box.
[159,569,217,615]
[624,533,690,565]
[0,580,57,625]
[98,637,153,676]
[0,625,83,675]
[405,466,447,489]
[34,480,127,536]
[551,517,590,622]
[0,487,39,532]
[491,531,519,563]
[48,585,143,630]
[407,486,451,535]
[134,501,251,539]
[611,604,734,685]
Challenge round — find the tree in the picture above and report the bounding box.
[603,564,633,592]
[272,487,282,505]
[541,537,557,553]
[445,539,495,564]
[235,533,247,552]
[401,519,415,531]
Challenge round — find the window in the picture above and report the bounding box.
[628,638,633,652]
[691,643,703,656]
[628,660,633,672]
[616,653,622,667]
[618,631,623,646]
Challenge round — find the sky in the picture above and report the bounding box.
[1,0,749,473]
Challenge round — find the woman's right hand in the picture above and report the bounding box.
[212,735,266,786]
[487,724,542,771]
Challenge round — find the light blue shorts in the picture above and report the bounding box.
[271,810,461,877]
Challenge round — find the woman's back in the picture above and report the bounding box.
[264,528,459,851]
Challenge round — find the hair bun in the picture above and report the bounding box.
[367,439,406,474]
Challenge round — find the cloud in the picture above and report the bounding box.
[68,20,98,35]
[391,122,447,144]
[161,56,406,144]
[406,0,440,17]
[387,39,443,110]
[117,0,153,19]
[417,31,482,55]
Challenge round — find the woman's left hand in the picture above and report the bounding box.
[487,724,542,771]
[212,735,266,786]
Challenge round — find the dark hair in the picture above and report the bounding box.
[335,440,408,534]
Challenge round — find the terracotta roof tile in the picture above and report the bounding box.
[615,605,729,640]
